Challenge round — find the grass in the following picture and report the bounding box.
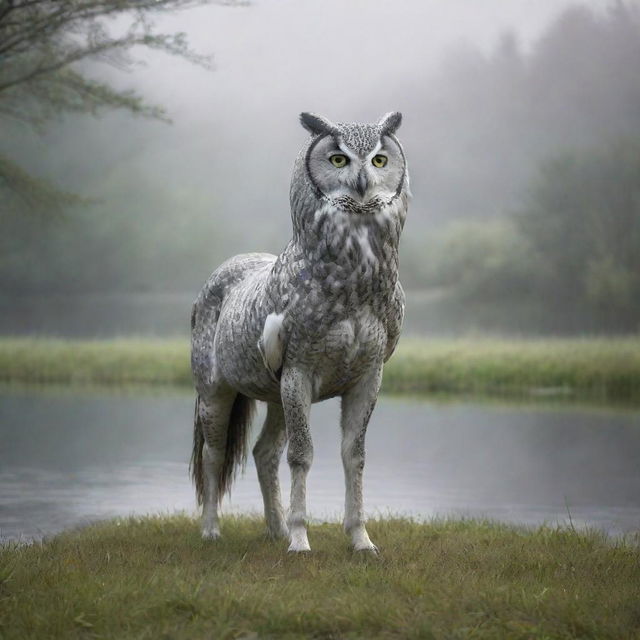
[0,338,189,386]
[1,516,639,639]
[388,337,640,400]
[0,336,639,401]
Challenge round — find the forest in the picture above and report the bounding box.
[1,2,639,333]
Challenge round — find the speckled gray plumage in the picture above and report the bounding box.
[191,112,409,551]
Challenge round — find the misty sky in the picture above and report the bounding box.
[10,0,623,269]
[116,2,609,211]
[37,0,597,245]
[135,0,614,122]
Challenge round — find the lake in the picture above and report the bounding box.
[1,388,639,542]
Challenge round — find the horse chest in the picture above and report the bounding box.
[308,309,386,400]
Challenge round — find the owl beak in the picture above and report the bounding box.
[356,168,368,199]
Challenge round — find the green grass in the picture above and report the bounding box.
[0,338,189,386]
[1,516,639,639]
[0,336,639,401]
[387,337,640,400]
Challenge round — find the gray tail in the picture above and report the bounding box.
[190,395,205,506]
[190,393,256,506]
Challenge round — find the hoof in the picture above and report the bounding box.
[288,528,311,552]
[354,542,379,555]
[349,525,377,554]
[202,528,221,541]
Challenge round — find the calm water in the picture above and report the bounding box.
[1,388,639,542]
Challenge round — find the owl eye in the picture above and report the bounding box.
[329,154,349,168]
[372,155,388,168]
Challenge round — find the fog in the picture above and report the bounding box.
[2,1,640,550]
[2,0,639,334]
[36,0,615,229]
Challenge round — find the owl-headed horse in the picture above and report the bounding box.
[191,112,409,552]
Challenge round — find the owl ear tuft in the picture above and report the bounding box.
[300,112,339,136]
[378,112,402,136]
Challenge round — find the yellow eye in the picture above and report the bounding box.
[372,155,388,168]
[330,154,349,168]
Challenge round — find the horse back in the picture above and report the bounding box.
[191,252,276,397]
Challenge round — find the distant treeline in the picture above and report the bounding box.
[1,3,639,333]
[412,138,640,332]
[411,2,640,222]
[405,3,640,332]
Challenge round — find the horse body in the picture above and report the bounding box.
[193,242,399,404]
[190,113,408,552]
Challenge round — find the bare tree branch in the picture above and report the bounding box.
[0,0,236,215]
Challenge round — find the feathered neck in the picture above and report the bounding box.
[293,197,406,270]
[288,153,407,267]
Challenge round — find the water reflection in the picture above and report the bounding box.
[1,388,639,542]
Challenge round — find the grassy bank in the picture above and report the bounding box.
[1,516,639,639]
[0,336,639,401]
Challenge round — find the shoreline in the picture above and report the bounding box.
[0,336,638,402]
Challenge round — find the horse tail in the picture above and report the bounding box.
[190,395,205,506]
[218,393,256,502]
[190,392,256,506]
[190,254,272,506]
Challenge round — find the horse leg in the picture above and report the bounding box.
[253,402,288,539]
[340,364,383,552]
[198,390,236,540]
[281,367,313,552]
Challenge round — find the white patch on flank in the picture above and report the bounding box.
[258,312,285,378]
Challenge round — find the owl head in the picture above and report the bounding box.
[297,111,407,212]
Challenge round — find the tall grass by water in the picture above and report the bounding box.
[0,336,639,400]
[1,515,639,639]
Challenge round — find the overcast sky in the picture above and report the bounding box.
[30,0,618,248]
[139,0,612,121]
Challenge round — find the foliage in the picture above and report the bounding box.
[2,336,640,401]
[517,139,640,316]
[423,1,640,220]
[421,137,640,332]
[0,174,233,293]
[0,155,86,218]
[419,218,535,300]
[389,337,640,401]
[1,515,639,639]
[0,0,219,215]
[0,337,190,385]
[2,1,640,335]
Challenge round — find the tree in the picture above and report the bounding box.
[517,138,640,317]
[0,0,223,215]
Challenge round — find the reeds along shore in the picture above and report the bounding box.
[1,516,639,639]
[0,336,639,401]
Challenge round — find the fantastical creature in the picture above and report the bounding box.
[190,112,409,552]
